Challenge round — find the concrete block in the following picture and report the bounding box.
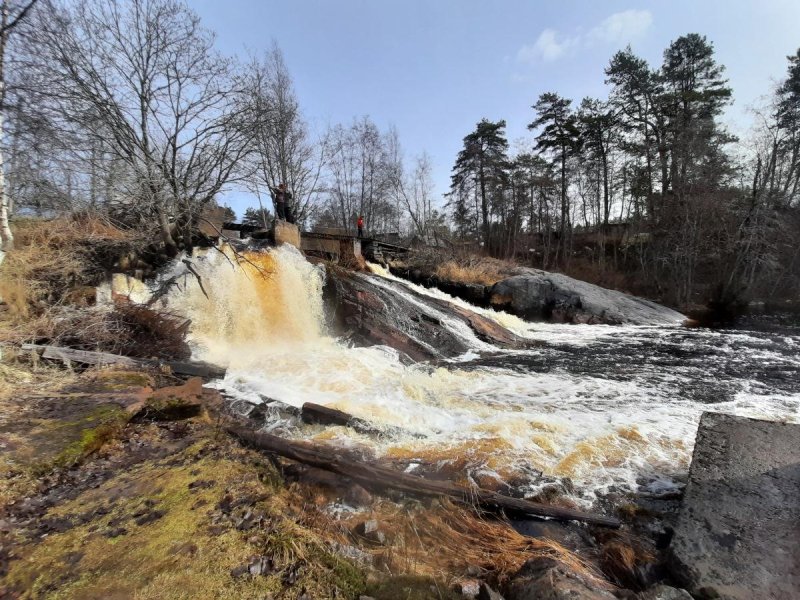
[273,221,300,248]
[670,412,800,599]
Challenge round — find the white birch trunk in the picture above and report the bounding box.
[0,1,10,272]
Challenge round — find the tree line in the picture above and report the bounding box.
[448,35,800,308]
[0,0,445,268]
[1,1,798,309]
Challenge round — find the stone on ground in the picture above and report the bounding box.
[505,557,616,599]
[670,412,800,600]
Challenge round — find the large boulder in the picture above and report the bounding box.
[489,269,685,325]
[669,412,800,599]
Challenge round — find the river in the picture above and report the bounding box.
[164,245,800,505]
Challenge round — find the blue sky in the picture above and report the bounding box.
[191,0,800,218]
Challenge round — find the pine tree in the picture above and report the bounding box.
[529,93,580,261]
[578,97,616,226]
[660,34,733,195]
[243,206,271,228]
[450,119,509,249]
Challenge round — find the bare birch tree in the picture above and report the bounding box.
[29,0,248,254]
[0,0,38,270]
[240,43,325,227]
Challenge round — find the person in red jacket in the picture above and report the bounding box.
[357,215,364,239]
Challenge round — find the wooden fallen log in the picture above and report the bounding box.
[302,402,363,428]
[227,425,620,529]
[301,402,423,438]
[21,344,226,379]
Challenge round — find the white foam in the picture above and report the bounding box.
[161,248,800,503]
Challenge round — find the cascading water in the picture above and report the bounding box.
[163,245,800,503]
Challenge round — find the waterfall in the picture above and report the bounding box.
[161,245,800,503]
[167,245,327,367]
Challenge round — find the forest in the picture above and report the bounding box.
[1,0,798,311]
[447,38,800,310]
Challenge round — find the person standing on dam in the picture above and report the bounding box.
[270,183,295,224]
[357,214,364,239]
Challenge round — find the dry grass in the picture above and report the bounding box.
[406,248,514,286]
[0,217,190,359]
[594,530,656,590]
[0,215,136,321]
[41,304,190,360]
[343,499,606,588]
[435,259,510,286]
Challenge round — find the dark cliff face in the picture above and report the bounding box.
[322,266,530,361]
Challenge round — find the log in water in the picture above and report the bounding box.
[227,425,621,528]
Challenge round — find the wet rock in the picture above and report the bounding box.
[188,479,215,490]
[669,413,800,600]
[511,519,593,553]
[353,519,386,545]
[489,270,685,325]
[506,557,616,600]
[452,578,481,597]
[230,555,275,578]
[388,266,489,306]
[324,267,469,361]
[104,527,127,538]
[248,555,275,576]
[39,516,74,534]
[478,583,505,600]
[636,585,692,600]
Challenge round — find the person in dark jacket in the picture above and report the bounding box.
[357,214,364,238]
[269,183,294,223]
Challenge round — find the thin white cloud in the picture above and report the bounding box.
[517,29,580,64]
[516,9,653,65]
[588,9,653,44]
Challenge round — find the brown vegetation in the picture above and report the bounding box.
[0,217,189,360]
[0,216,137,319]
[406,247,513,286]
[352,499,605,587]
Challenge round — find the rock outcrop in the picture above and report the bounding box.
[489,269,685,325]
[323,267,469,361]
[323,267,529,361]
[390,263,685,326]
[669,412,800,600]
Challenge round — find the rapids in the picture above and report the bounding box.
[163,245,800,504]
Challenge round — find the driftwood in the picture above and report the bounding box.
[227,425,621,528]
[21,344,226,379]
[300,402,422,438]
[301,402,363,428]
